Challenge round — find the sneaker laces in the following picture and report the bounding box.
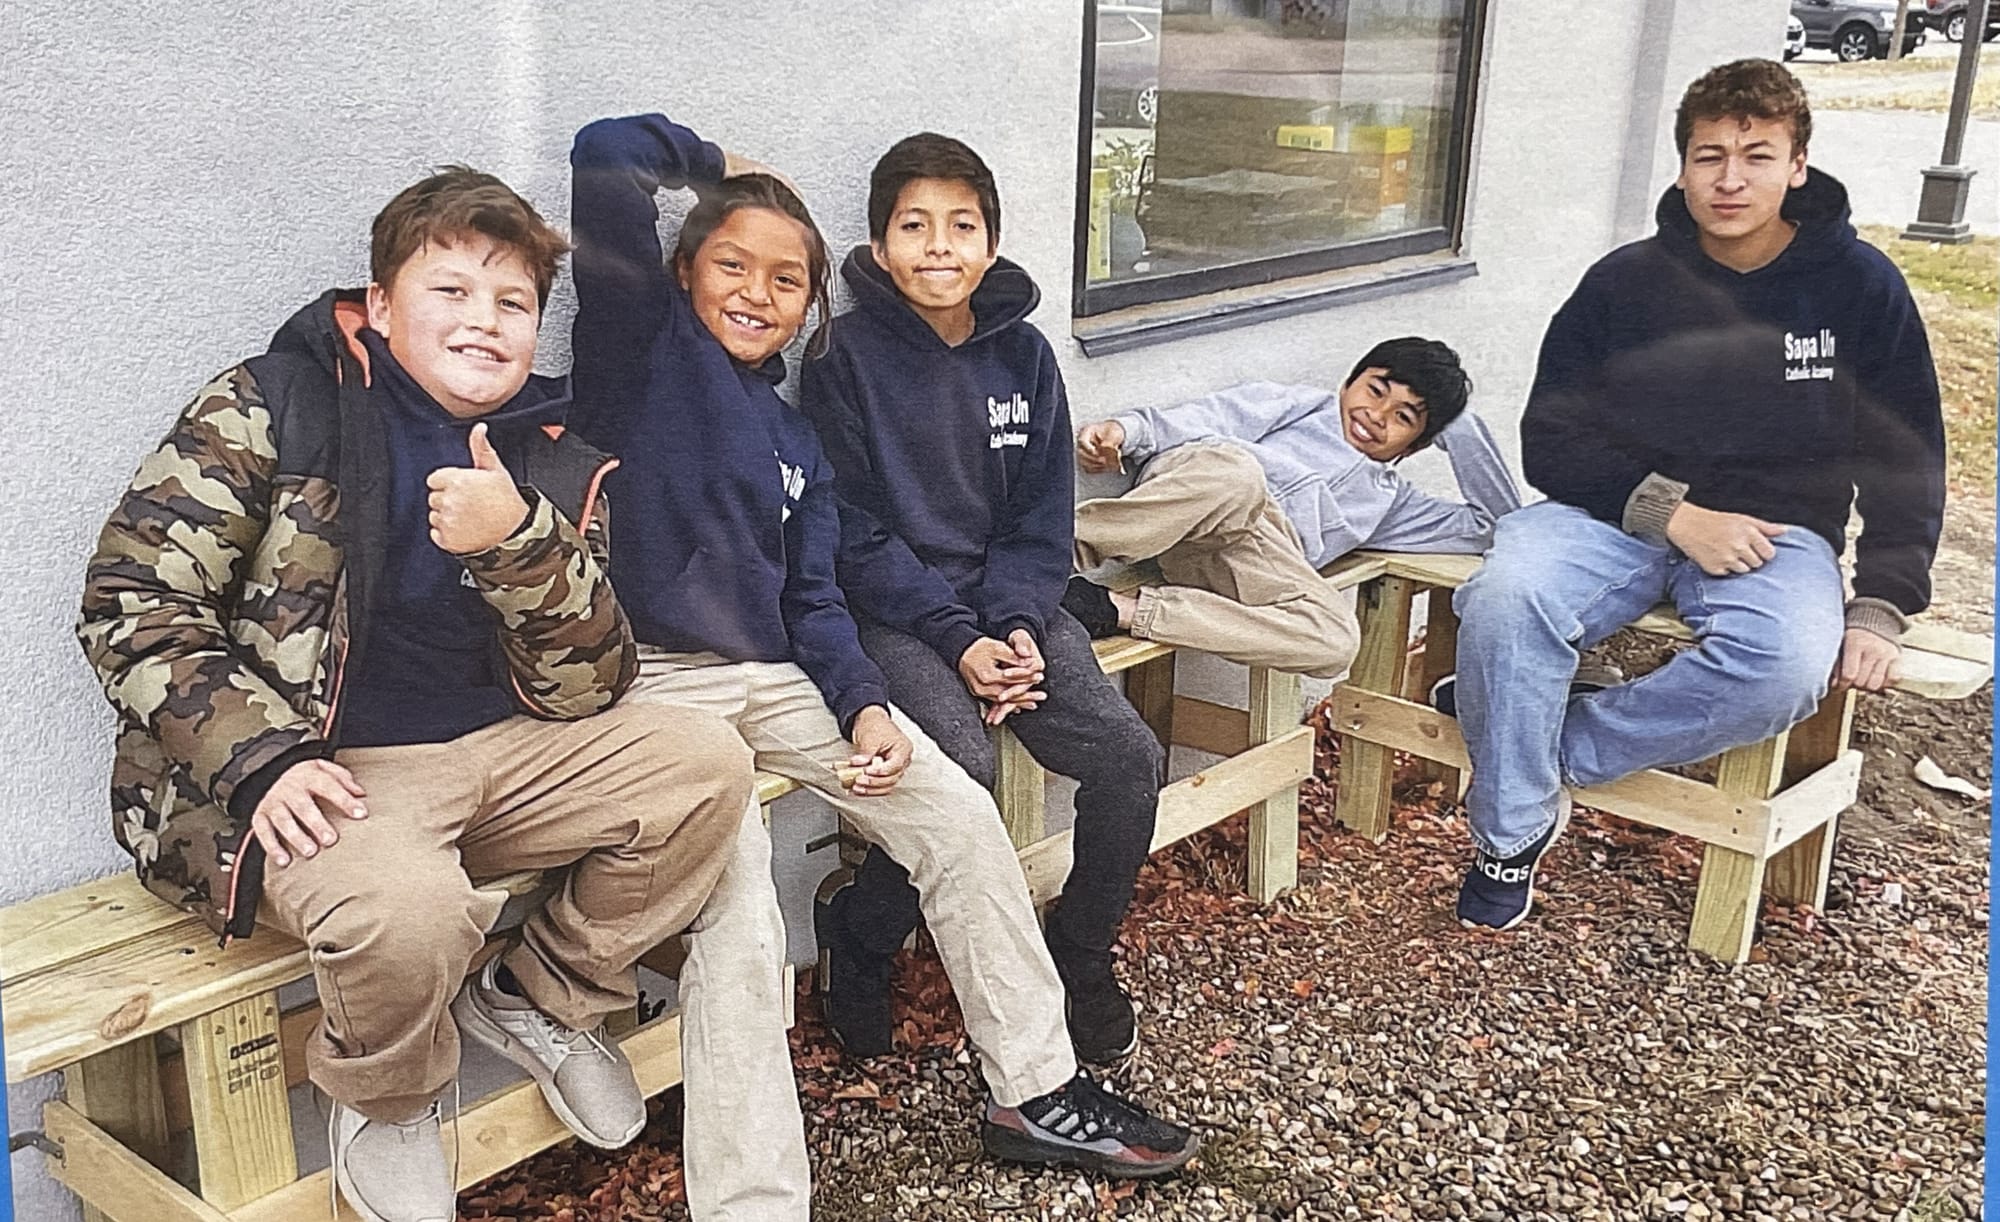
[1027,1074,1170,1146]
[523,1006,614,1062]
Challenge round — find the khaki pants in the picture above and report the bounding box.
[260,704,750,1122]
[1074,443,1360,679]
[625,653,1076,1220]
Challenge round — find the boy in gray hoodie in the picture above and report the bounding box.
[1066,337,1520,678]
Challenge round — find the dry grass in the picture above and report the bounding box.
[1813,73,2000,116]
[1860,225,1999,492]
[1793,45,2000,115]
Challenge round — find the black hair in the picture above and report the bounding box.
[867,133,1001,253]
[671,174,834,359]
[1343,336,1472,453]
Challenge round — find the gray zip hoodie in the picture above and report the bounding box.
[1111,381,1521,569]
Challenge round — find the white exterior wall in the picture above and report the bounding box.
[1,2,1784,1215]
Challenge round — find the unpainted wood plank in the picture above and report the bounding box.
[1247,667,1303,902]
[1417,587,1463,792]
[233,1014,686,1222]
[181,992,298,1210]
[1768,688,1860,907]
[1170,696,1250,757]
[1333,575,1416,843]
[1688,733,1791,963]
[1089,635,1178,675]
[1688,846,1768,964]
[44,1101,233,1222]
[995,726,1047,848]
[1327,688,1775,854]
[755,771,800,804]
[1316,553,1390,590]
[6,918,310,1083]
[65,1038,173,1222]
[1715,732,1791,799]
[0,874,197,988]
[1367,551,1480,588]
[1018,728,1313,904]
[1763,750,1862,856]
[1123,653,1177,751]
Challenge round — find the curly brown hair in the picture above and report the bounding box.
[370,166,570,309]
[1675,59,1812,158]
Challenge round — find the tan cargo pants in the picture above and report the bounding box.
[1074,442,1360,679]
[259,702,751,1122]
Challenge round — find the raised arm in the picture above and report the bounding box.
[1364,411,1524,554]
[1112,381,1332,460]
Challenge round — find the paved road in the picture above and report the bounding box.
[1810,108,2000,233]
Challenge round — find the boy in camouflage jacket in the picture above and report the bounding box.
[77,169,750,1222]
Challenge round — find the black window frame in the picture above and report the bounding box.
[1071,0,1488,319]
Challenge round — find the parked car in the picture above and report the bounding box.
[1791,0,1927,60]
[1923,0,2000,42]
[1096,1,1162,127]
[1785,13,1807,57]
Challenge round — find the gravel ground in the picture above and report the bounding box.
[470,679,1989,1222]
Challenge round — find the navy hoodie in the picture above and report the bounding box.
[801,247,1074,666]
[1523,168,1943,620]
[336,329,569,747]
[567,114,887,730]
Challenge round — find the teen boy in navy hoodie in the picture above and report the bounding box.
[1439,60,1943,933]
[569,115,1198,1209]
[801,134,1165,1069]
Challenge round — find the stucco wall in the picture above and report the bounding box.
[2,1,1784,1215]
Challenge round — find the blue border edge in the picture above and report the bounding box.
[1,986,14,1220]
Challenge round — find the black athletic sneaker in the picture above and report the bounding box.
[983,1073,1198,1179]
[1050,941,1138,1066]
[1061,577,1122,640]
[1456,794,1572,931]
[1428,665,1624,720]
[813,871,895,1057]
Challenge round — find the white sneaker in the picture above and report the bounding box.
[450,958,646,1148]
[327,1098,454,1222]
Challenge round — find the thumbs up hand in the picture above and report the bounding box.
[428,423,530,554]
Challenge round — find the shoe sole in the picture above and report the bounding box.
[450,988,643,1150]
[981,1120,1200,1180]
[1459,799,1573,934]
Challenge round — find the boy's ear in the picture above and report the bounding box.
[869,239,890,270]
[673,254,690,293]
[365,281,391,333]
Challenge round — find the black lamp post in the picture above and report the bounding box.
[1903,0,1991,243]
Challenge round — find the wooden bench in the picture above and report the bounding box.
[1318,550,1993,963]
[7,636,1311,1221]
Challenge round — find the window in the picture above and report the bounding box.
[1076,0,1484,316]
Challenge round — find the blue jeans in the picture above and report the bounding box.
[1452,501,1845,858]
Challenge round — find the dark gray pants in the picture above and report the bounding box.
[846,610,1164,960]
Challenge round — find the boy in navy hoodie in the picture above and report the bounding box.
[801,134,1165,1068]
[1438,59,1943,933]
[569,116,1199,1208]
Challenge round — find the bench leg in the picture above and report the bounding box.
[1124,652,1177,751]
[1247,666,1303,902]
[996,725,1047,849]
[1689,846,1769,963]
[1416,587,1464,797]
[1766,689,1859,909]
[1334,576,1416,843]
[63,1038,173,1222]
[1688,733,1791,962]
[180,992,298,1210]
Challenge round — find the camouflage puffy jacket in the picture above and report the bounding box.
[77,290,635,940]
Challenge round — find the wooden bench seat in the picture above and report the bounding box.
[11,634,1314,1221]
[1317,550,1992,963]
